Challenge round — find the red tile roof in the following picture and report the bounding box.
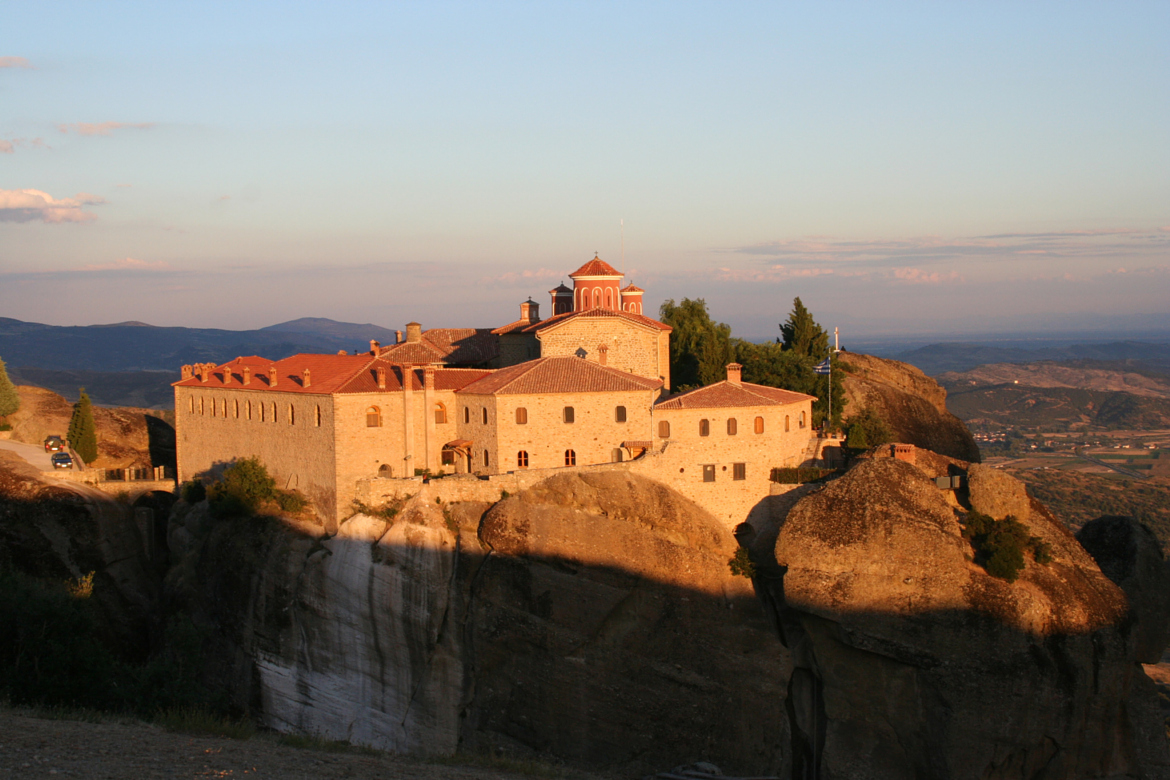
[522,307,671,334]
[174,355,490,395]
[377,328,499,366]
[549,283,573,293]
[570,256,622,278]
[457,356,662,396]
[655,381,815,410]
[491,319,540,335]
[620,283,644,293]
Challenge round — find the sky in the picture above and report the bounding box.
[1,2,1168,341]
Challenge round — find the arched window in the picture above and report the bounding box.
[612,448,623,463]
[754,416,764,434]
[464,407,470,424]
[434,402,447,424]
[517,450,529,468]
[727,418,737,435]
[270,402,277,422]
[563,406,575,423]
[246,400,252,420]
[234,400,240,419]
[605,289,613,309]
[188,397,194,414]
[260,402,266,422]
[289,404,295,425]
[593,289,600,308]
[615,406,627,423]
[482,407,488,424]
[799,411,806,428]
[515,407,528,424]
[699,419,710,437]
[564,449,576,466]
[785,415,790,432]
[484,450,490,468]
[316,405,322,427]
[367,406,382,427]
[199,397,204,415]
[658,420,671,438]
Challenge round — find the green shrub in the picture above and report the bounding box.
[67,388,99,464]
[728,548,756,578]
[961,512,1053,582]
[846,407,892,450]
[180,480,206,503]
[0,423,11,432]
[0,356,19,418]
[770,467,835,484]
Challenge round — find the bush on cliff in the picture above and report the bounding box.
[207,457,307,518]
[846,407,893,450]
[961,511,1053,582]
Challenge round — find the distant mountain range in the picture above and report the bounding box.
[892,342,1170,376]
[0,316,402,372]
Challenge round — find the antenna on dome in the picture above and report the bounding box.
[620,218,625,278]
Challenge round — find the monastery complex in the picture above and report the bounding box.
[174,256,818,528]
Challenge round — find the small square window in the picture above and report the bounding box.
[733,463,746,480]
[702,464,715,482]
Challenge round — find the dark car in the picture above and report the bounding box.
[51,452,73,469]
[44,436,65,452]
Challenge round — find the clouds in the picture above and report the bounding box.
[0,137,47,154]
[81,257,170,272]
[0,189,105,223]
[0,56,31,68]
[57,122,154,136]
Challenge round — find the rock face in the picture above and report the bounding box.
[841,353,980,462]
[1077,515,1170,664]
[763,457,1170,779]
[0,451,159,655]
[173,471,789,776]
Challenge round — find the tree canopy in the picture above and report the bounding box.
[659,298,734,390]
[780,297,829,359]
[0,357,18,418]
[67,389,98,464]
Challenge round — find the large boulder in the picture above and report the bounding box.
[765,457,1168,779]
[841,353,981,462]
[966,462,1031,520]
[1077,515,1170,664]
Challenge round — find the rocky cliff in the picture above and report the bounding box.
[841,352,981,462]
[169,471,790,776]
[758,456,1170,779]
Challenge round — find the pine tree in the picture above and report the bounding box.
[68,388,99,464]
[780,297,829,359]
[0,356,19,418]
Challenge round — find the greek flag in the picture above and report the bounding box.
[814,357,831,375]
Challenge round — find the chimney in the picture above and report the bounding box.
[181,365,193,380]
[892,443,916,465]
[520,298,540,323]
[243,366,251,385]
[395,330,402,344]
[424,365,435,390]
[269,366,278,387]
[597,344,609,367]
[405,322,422,343]
[302,368,311,388]
[726,363,742,385]
[222,366,231,385]
[199,365,209,383]
[376,367,387,390]
[370,339,380,355]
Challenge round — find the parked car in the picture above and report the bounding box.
[51,452,74,469]
[44,436,65,452]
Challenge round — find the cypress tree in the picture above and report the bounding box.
[780,297,829,359]
[68,389,99,464]
[0,356,18,418]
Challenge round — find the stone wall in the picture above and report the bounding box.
[176,385,339,522]
[537,317,669,390]
[496,332,539,368]
[456,388,658,474]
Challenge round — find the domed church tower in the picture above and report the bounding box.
[620,283,644,314]
[569,255,623,311]
[549,283,573,315]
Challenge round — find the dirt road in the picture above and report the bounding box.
[0,707,598,780]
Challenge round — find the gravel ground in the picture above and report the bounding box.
[0,707,600,780]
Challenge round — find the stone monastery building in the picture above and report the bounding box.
[175,255,815,526]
